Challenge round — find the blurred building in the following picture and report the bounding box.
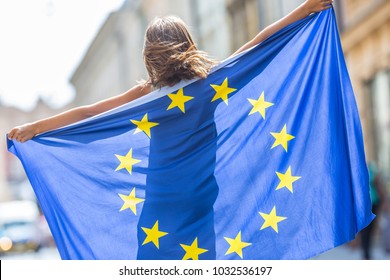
[0,99,64,201]
[226,0,303,51]
[338,0,390,178]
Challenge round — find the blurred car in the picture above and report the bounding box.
[0,200,42,255]
[0,220,41,253]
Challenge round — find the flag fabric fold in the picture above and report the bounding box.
[7,8,374,260]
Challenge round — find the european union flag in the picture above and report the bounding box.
[7,9,374,260]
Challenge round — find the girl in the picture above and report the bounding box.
[8,0,333,142]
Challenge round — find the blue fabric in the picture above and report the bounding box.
[7,9,374,260]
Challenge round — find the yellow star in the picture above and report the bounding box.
[259,206,287,233]
[167,88,194,113]
[270,124,295,152]
[141,221,168,249]
[118,188,144,215]
[211,77,237,105]
[248,91,274,119]
[276,166,301,193]
[180,238,208,260]
[115,148,141,175]
[224,231,252,259]
[130,113,159,138]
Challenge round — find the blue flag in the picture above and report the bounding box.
[7,9,374,260]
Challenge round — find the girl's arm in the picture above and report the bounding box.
[8,83,151,142]
[233,0,333,56]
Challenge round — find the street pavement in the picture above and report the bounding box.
[2,241,390,260]
[313,241,390,260]
[0,247,60,260]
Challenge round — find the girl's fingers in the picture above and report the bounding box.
[322,1,333,9]
[8,128,21,141]
[8,130,15,140]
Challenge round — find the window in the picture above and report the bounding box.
[227,0,259,52]
[368,70,390,177]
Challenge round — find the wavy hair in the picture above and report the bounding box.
[143,16,217,88]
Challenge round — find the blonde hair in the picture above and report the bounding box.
[143,16,217,88]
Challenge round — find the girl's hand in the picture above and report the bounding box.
[8,123,38,143]
[303,0,334,15]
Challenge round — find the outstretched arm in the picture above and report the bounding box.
[233,0,333,56]
[8,84,151,142]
